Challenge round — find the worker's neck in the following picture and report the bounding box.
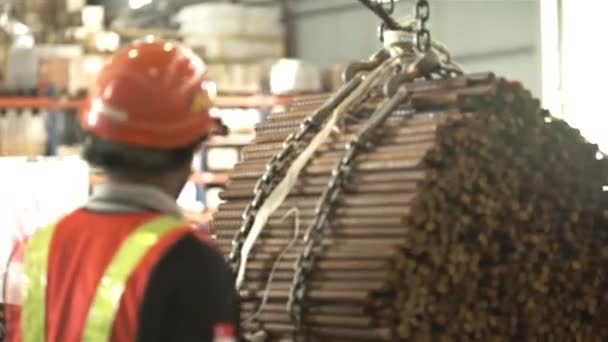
[105,171,186,200]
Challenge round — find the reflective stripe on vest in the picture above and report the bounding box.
[21,215,185,342]
[22,224,56,342]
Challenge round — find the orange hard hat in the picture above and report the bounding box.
[80,39,216,149]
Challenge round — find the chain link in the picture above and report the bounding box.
[415,0,431,52]
[228,75,365,276]
[379,0,396,14]
[287,144,355,339]
[229,125,315,272]
[287,84,414,340]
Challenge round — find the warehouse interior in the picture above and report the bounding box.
[1,0,608,341]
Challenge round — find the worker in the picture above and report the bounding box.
[4,40,239,342]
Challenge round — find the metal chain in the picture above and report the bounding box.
[228,75,364,275]
[228,131,304,272]
[377,0,394,42]
[415,0,431,52]
[379,0,396,14]
[287,149,354,339]
[287,84,414,340]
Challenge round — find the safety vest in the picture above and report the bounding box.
[5,212,203,342]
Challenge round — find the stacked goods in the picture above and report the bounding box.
[212,71,608,340]
[0,108,48,157]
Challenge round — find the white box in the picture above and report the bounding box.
[67,0,85,12]
[243,6,284,37]
[205,187,224,210]
[175,3,245,35]
[82,5,105,31]
[270,59,322,95]
[206,147,240,171]
[183,33,283,61]
[0,157,89,302]
[206,63,267,94]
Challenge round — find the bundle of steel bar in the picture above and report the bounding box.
[212,71,608,340]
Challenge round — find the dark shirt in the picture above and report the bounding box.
[137,235,239,342]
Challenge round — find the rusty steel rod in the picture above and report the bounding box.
[211,72,608,341]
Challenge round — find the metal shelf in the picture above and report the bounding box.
[0,95,291,110]
[205,133,255,147]
[214,95,292,108]
[91,171,230,186]
[0,98,82,110]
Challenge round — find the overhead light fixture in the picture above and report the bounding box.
[129,0,152,10]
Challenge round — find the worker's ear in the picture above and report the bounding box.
[211,117,230,136]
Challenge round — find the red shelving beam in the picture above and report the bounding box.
[0,98,83,110]
[0,95,293,110]
[213,95,293,108]
[91,171,229,186]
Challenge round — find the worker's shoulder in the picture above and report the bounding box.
[56,208,162,229]
[160,231,228,269]
[148,232,233,290]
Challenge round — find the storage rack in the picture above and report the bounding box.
[0,95,291,111]
[0,94,296,227]
[0,98,82,110]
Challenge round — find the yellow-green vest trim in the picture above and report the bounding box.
[21,215,185,342]
[22,224,56,342]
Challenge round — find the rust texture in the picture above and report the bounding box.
[211,74,608,341]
